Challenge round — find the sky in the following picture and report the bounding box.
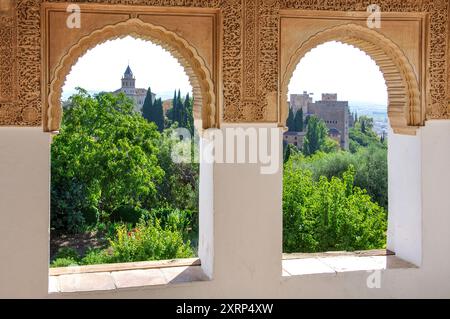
[63,38,387,109]
[62,36,192,101]
[288,41,388,109]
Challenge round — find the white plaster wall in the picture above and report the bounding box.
[420,121,450,288]
[198,138,214,279]
[387,126,422,266]
[0,128,51,298]
[1,123,450,298]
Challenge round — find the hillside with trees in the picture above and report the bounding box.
[283,114,388,252]
[51,89,389,266]
[50,89,198,267]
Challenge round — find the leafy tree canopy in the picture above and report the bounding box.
[51,89,164,232]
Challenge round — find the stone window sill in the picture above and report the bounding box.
[282,250,417,277]
[49,258,209,294]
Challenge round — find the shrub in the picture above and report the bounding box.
[50,257,79,268]
[82,206,99,225]
[283,162,387,253]
[81,249,112,265]
[289,147,388,210]
[107,220,194,263]
[111,206,147,225]
[145,207,195,234]
[53,247,80,261]
[54,220,196,266]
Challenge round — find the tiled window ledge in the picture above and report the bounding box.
[282,251,417,277]
[49,258,209,293]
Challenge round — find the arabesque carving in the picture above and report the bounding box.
[0,0,448,133]
[46,18,216,132]
[280,0,449,120]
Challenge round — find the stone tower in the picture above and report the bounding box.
[121,65,136,96]
[113,65,152,112]
[290,91,312,115]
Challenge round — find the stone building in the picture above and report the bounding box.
[289,91,312,114]
[283,131,307,149]
[289,92,350,150]
[113,65,155,113]
[308,94,350,150]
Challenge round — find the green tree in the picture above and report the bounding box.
[168,89,191,130]
[293,108,304,132]
[361,119,366,133]
[349,116,383,153]
[142,87,164,132]
[150,98,165,132]
[290,145,388,209]
[142,87,153,120]
[287,107,295,131]
[183,93,194,135]
[359,115,373,135]
[284,143,299,164]
[321,137,340,153]
[176,89,184,126]
[303,116,328,156]
[156,128,199,213]
[51,90,164,232]
[167,90,178,124]
[283,158,387,253]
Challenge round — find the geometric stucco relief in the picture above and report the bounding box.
[0,0,449,130]
[0,0,41,126]
[280,0,449,121]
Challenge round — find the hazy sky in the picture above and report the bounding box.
[288,41,388,107]
[63,38,387,107]
[62,36,192,100]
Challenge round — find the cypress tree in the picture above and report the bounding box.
[142,87,153,121]
[153,98,164,132]
[142,88,164,132]
[361,119,366,134]
[293,108,304,132]
[303,116,328,156]
[168,90,177,122]
[287,107,295,131]
[177,89,184,127]
[184,93,194,135]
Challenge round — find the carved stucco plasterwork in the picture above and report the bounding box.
[280,0,449,120]
[224,0,279,122]
[0,0,449,129]
[0,0,41,126]
[0,0,17,104]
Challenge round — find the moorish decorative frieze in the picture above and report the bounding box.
[0,0,448,130]
[0,0,18,121]
[0,0,41,126]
